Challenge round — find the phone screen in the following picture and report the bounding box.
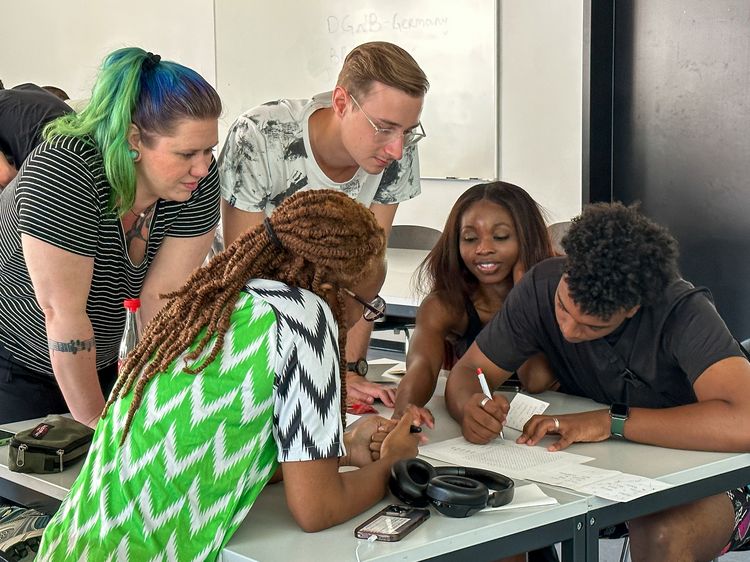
[0,429,15,446]
[355,505,430,542]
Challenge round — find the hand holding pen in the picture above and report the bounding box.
[477,367,505,440]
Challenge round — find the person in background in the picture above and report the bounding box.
[40,86,70,101]
[393,182,557,426]
[0,82,72,188]
[219,41,429,408]
[0,47,221,426]
[36,189,423,561]
[446,202,750,561]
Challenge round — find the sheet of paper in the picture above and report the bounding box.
[481,483,558,512]
[578,472,673,502]
[505,393,550,431]
[385,361,406,375]
[524,462,622,488]
[419,436,593,480]
[345,413,361,427]
[522,461,672,502]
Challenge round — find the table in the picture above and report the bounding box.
[4,391,748,561]
[380,248,429,319]
[372,248,429,353]
[221,387,589,562]
[539,391,750,562]
[0,397,589,562]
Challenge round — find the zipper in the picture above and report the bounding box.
[9,434,92,454]
[10,434,92,471]
[16,444,26,467]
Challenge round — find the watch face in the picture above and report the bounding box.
[348,359,368,376]
[357,359,368,376]
[610,403,629,417]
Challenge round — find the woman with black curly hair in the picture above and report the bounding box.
[446,202,750,561]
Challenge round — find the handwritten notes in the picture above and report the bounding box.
[525,463,672,502]
[505,393,550,431]
[420,436,593,480]
[579,472,672,502]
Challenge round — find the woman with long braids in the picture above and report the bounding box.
[0,47,221,426]
[36,189,422,561]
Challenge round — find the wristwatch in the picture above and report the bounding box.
[346,358,369,377]
[609,403,630,439]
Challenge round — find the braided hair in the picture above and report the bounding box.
[105,189,385,441]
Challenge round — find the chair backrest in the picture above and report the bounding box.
[388,225,442,251]
[547,221,572,256]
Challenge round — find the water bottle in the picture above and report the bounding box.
[118,298,141,371]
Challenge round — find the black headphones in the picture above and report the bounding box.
[389,458,514,518]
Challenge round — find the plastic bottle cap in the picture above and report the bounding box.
[123,298,141,312]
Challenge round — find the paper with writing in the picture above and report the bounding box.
[524,462,622,488]
[578,472,672,502]
[419,436,593,479]
[505,393,550,431]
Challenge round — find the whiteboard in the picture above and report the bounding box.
[215,0,498,180]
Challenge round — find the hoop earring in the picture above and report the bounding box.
[129,149,140,161]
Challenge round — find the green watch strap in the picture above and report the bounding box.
[609,403,629,438]
[610,415,626,438]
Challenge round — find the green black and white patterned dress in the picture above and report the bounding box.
[36,280,345,561]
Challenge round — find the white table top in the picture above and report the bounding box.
[4,390,750,561]
[221,385,588,562]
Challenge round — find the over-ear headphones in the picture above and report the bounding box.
[389,458,514,518]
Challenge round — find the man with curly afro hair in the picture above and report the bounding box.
[446,202,750,560]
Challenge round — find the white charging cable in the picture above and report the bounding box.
[355,534,378,562]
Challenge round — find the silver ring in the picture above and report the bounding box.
[552,417,560,431]
[480,397,491,409]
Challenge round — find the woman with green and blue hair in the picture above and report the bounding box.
[0,46,222,427]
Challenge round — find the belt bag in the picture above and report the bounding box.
[8,415,94,473]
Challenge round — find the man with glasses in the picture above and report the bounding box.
[219,41,429,406]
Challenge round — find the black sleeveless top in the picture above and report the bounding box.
[452,296,484,359]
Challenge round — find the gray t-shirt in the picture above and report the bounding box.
[218,92,421,216]
[476,257,744,407]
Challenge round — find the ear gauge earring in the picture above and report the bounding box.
[129,149,140,161]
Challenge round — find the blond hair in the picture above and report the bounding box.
[337,41,429,99]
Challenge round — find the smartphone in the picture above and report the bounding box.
[354,504,430,542]
[0,429,15,447]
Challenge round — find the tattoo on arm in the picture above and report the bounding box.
[48,337,96,355]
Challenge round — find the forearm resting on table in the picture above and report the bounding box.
[282,456,394,532]
[46,313,105,428]
[625,400,750,451]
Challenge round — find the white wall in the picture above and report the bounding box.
[1,0,215,100]
[0,0,583,230]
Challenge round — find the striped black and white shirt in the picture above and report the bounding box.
[0,135,220,375]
